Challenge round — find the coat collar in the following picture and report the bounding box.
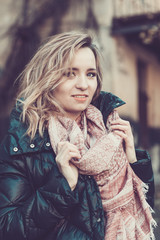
[92,91,125,124]
[8,91,125,156]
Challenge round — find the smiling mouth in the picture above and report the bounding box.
[72,94,88,97]
[72,95,88,101]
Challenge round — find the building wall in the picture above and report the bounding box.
[108,35,160,129]
[114,0,160,17]
[0,0,22,68]
[148,64,160,128]
[103,37,138,122]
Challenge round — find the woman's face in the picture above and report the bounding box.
[53,47,98,120]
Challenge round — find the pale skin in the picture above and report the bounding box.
[54,47,137,191]
[110,118,137,164]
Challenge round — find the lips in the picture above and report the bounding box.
[72,94,88,101]
[72,94,88,98]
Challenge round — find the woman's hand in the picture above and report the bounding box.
[110,118,137,164]
[56,141,80,190]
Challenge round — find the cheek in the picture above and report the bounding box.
[92,81,98,94]
[90,81,98,100]
[53,84,68,99]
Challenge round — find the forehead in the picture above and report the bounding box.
[70,47,96,67]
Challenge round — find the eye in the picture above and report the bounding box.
[64,71,76,78]
[87,72,97,78]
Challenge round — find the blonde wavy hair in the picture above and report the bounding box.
[17,31,103,139]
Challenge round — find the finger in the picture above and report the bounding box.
[65,151,81,160]
[113,129,135,148]
[57,141,79,153]
[56,151,81,165]
[111,124,129,132]
[58,141,78,149]
[56,142,81,160]
[113,130,127,139]
[111,118,130,126]
[58,146,81,158]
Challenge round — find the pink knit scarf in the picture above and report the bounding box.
[48,104,156,239]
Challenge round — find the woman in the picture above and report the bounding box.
[0,31,155,240]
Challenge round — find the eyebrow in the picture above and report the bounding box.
[69,67,97,71]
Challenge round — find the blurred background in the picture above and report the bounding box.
[0,0,160,236]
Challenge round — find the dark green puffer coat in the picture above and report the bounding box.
[0,91,155,240]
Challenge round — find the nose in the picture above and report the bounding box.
[75,74,88,90]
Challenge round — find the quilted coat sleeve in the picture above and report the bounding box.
[131,149,155,208]
[0,135,83,240]
[0,135,105,240]
[0,104,105,240]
